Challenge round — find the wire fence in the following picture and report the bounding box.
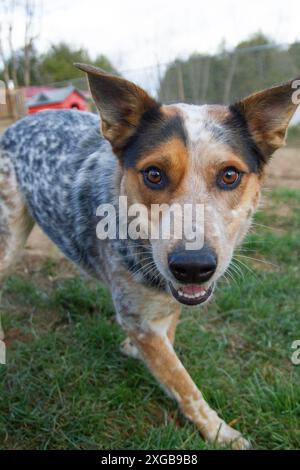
[45,43,299,101]
[1,42,300,124]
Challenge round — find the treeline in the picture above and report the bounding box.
[1,32,299,106]
[158,33,300,104]
[0,0,117,88]
[0,42,118,87]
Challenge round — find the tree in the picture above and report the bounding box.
[0,42,119,86]
[0,0,41,87]
[289,42,300,74]
[94,54,119,75]
[158,33,300,105]
[4,47,41,86]
[23,0,40,86]
[38,43,118,84]
[0,2,118,87]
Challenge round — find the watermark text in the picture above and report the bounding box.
[291,340,300,365]
[96,197,205,250]
[0,340,6,365]
[292,80,300,105]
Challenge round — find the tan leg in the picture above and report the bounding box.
[129,329,250,449]
[120,336,140,359]
[121,307,180,359]
[0,205,33,340]
[0,155,34,339]
[167,309,180,344]
[110,256,249,448]
[0,153,34,277]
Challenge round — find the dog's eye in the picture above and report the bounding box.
[217,167,242,190]
[143,166,165,189]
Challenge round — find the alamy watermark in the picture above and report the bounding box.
[291,80,300,105]
[96,197,205,250]
[0,340,5,365]
[0,80,6,105]
[291,340,300,365]
[0,315,5,364]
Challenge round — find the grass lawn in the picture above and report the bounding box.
[288,125,300,148]
[0,187,300,450]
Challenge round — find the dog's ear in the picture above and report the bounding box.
[232,77,300,157]
[75,63,159,155]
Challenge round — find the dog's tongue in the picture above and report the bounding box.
[180,285,206,295]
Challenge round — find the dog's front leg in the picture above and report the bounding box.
[129,324,250,450]
[120,309,180,359]
[110,272,249,449]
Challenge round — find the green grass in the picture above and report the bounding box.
[288,125,300,147]
[0,188,300,450]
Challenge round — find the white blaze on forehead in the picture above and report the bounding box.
[173,103,224,145]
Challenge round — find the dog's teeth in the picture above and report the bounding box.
[177,289,207,299]
[176,286,209,300]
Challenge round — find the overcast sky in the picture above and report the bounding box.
[41,0,300,69]
[3,0,300,73]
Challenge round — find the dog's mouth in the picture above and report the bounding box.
[168,282,214,306]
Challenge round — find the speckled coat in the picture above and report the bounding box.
[0,65,298,448]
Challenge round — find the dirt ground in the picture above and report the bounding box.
[0,119,14,135]
[266,147,300,189]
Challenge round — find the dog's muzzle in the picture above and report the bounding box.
[168,246,217,306]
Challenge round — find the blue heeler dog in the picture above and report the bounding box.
[0,63,299,448]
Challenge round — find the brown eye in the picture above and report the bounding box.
[147,167,161,184]
[217,167,242,190]
[223,168,239,184]
[143,166,166,189]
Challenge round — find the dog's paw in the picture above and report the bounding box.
[208,421,251,450]
[120,337,141,359]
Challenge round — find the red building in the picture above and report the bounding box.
[26,86,89,114]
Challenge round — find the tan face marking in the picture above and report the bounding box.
[81,65,297,294]
[120,103,264,289]
[123,137,188,208]
[82,66,298,288]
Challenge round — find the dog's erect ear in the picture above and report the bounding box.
[232,78,300,157]
[75,63,159,154]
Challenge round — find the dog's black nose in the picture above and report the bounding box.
[168,246,217,284]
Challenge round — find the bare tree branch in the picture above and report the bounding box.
[0,23,10,85]
[24,0,34,86]
[7,0,18,87]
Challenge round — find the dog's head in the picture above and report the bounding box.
[76,63,299,306]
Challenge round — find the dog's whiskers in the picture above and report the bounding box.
[224,268,238,286]
[230,261,245,281]
[130,260,156,278]
[235,254,278,269]
[251,222,284,233]
[232,256,258,279]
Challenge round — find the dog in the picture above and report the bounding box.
[0,63,299,449]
